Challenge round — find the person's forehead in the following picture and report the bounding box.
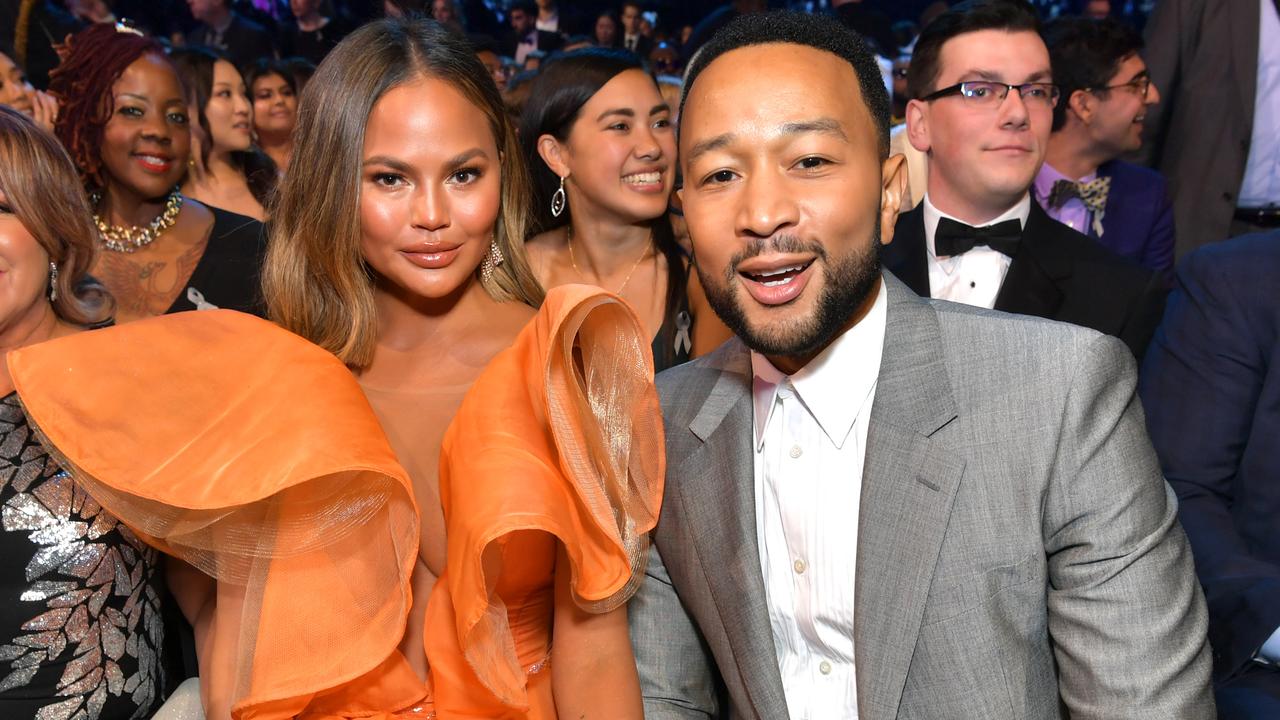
[682,44,872,148]
[935,29,1048,80]
[686,44,860,115]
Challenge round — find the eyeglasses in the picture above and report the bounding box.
[1088,75,1152,99]
[920,81,1060,109]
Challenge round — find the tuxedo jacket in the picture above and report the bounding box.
[883,201,1167,360]
[1140,231,1280,698]
[630,274,1214,719]
[1139,0,1259,256]
[499,29,563,59]
[185,13,276,71]
[1091,160,1176,278]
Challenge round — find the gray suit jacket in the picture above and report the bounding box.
[1139,0,1259,257]
[630,274,1214,719]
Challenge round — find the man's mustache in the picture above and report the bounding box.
[725,235,828,282]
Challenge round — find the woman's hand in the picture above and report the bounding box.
[28,90,58,133]
[550,545,645,720]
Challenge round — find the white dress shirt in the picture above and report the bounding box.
[922,193,1031,309]
[1238,0,1280,207]
[514,30,538,65]
[751,278,887,720]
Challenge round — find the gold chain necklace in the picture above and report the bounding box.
[90,189,184,253]
[566,224,653,296]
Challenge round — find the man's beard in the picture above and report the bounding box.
[697,228,882,359]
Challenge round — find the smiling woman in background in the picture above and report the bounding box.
[172,47,278,221]
[521,48,730,371]
[48,24,266,322]
[0,50,57,132]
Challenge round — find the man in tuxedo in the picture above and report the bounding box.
[1141,231,1280,718]
[629,8,1213,720]
[1037,16,1174,278]
[185,0,276,70]
[1140,0,1280,256]
[502,0,562,65]
[619,1,652,56]
[884,2,1165,359]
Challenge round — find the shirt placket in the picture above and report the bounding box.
[778,384,824,718]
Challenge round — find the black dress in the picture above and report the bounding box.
[164,207,267,317]
[0,394,167,719]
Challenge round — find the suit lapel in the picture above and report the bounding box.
[993,203,1067,319]
[885,205,931,297]
[856,277,964,719]
[674,344,790,720]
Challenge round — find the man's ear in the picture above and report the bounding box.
[1068,89,1094,125]
[878,153,908,246]
[905,99,930,153]
[536,134,570,179]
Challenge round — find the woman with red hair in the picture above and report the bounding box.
[48,23,265,323]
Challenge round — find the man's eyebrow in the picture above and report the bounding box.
[1116,68,1149,84]
[686,132,733,164]
[957,69,1052,83]
[779,117,847,141]
[686,118,848,163]
[650,103,670,116]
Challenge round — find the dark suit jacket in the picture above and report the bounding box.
[185,12,276,71]
[1140,231,1280,694]
[1139,0,1258,257]
[884,200,1167,359]
[500,29,563,59]
[1092,160,1176,279]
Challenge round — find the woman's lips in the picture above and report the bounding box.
[401,246,462,269]
[132,153,174,174]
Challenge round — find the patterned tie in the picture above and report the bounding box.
[1048,177,1111,237]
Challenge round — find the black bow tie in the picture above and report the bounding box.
[933,217,1022,258]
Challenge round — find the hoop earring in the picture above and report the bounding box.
[550,176,567,218]
[48,261,58,302]
[480,237,504,282]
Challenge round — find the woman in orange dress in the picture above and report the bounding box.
[10,17,661,720]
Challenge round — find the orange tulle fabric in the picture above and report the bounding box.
[427,285,664,718]
[6,285,662,720]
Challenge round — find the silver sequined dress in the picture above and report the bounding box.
[0,394,166,719]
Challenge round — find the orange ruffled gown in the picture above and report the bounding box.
[7,285,663,720]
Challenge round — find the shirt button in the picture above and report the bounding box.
[789,445,803,458]
[819,660,832,675]
[793,559,806,574]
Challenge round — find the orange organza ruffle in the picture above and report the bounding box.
[426,285,664,718]
[7,286,664,720]
[7,311,424,719]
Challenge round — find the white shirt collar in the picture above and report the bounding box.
[751,276,888,451]
[922,193,1031,260]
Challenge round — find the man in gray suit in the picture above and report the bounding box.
[629,9,1214,719]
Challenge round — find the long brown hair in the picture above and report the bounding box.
[263,17,543,369]
[0,107,113,325]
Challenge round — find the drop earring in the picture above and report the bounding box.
[550,176,567,218]
[480,237,504,282]
[48,262,59,302]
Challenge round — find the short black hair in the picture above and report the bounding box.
[680,11,891,158]
[1042,16,1143,131]
[510,1,536,17]
[906,0,1041,101]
